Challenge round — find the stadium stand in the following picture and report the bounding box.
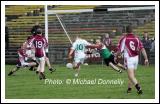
[5,5,155,64]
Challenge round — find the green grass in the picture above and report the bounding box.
[5,64,155,99]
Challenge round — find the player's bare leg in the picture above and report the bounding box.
[8,62,37,76]
[45,57,56,73]
[36,62,40,74]
[27,62,37,67]
[73,62,81,77]
[25,61,38,73]
[127,69,142,94]
[45,57,51,68]
[29,60,38,71]
[127,69,138,85]
[109,62,122,73]
[117,63,127,70]
[127,79,132,93]
[28,61,39,74]
[39,60,46,80]
[8,66,20,76]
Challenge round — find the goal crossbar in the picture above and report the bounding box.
[108,6,155,11]
[47,9,93,14]
[44,6,155,46]
[45,8,94,46]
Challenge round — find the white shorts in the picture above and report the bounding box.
[36,57,45,63]
[17,52,29,67]
[17,57,30,67]
[74,57,85,64]
[26,50,32,57]
[26,50,35,60]
[124,55,138,70]
[21,61,30,67]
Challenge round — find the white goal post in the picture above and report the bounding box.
[45,7,94,46]
[44,5,155,46]
[44,5,154,64]
[44,7,98,64]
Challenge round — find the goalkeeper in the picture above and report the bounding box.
[88,39,126,73]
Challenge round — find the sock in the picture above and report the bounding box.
[128,87,132,91]
[135,83,141,91]
[29,66,33,70]
[40,72,46,78]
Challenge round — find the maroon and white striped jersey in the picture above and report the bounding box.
[117,33,144,57]
[28,35,48,58]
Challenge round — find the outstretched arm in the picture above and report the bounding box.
[86,44,103,49]
[141,48,149,65]
[68,48,74,59]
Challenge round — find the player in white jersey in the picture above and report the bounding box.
[68,35,91,77]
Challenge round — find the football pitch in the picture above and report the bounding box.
[5,64,155,99]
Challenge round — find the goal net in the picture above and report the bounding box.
[45,5,155,64]
[45,8,108,64]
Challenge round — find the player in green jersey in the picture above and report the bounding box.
[95,39,126,73]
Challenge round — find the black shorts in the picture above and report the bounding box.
[104,54,116,66]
